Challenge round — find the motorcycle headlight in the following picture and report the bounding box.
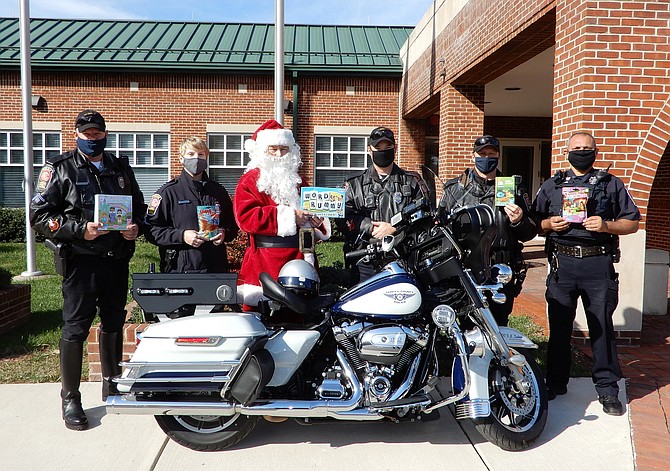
[432,304,456,328]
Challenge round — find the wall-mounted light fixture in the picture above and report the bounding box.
[283,99,292,112]
[31,95,45,108]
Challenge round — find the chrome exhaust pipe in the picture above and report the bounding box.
[107,350,383,420]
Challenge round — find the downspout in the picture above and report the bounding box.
[292,71,298,137]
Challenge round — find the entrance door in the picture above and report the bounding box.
[499,140,541,195]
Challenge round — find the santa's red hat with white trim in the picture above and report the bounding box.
[244,119,297,155]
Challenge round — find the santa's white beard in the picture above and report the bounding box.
[248,150,302,207]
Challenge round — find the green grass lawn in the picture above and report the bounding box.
[0,240,159,383]
[1,239,583,384]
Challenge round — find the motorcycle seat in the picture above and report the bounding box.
[259,272,335,316]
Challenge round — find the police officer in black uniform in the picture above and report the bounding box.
[439,135,537,326]
[145,137,238,301]
[30,110,147,430]
[532,131,640,415]
[341,126,428,283]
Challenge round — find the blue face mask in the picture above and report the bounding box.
[475,156,499,175]
[77,137,107,157]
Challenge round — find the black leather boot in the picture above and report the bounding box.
[59,338,88,431]
[100,331,123,401]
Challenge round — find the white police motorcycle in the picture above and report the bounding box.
[107,198,547,451]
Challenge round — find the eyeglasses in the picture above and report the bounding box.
[266,145,290,156]
[474,136,500,148]
[370,127,395,141]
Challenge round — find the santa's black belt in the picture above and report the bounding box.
[554,243,609,258]
[254,234,299,248]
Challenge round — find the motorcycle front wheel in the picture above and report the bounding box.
[473,348,548,451]
[155,413,259,451]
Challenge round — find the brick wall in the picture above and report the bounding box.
[402,0,555,117]
[553,0,670,228]
[484,116,553,140]
[0,284,31,335]
[646,143,670,252]
[0,71,407,182]
[86,322,147,382]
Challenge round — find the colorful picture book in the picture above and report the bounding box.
[94,194,132,230]
[494,176,516,206]
[197,205,220,239]
[300,187,346,218]
[561,187,589,223]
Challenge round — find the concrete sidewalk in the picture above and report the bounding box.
[1,378,633,471]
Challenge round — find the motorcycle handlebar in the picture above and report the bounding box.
[345,248,372,260]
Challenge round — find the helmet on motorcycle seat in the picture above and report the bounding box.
[278,260,320,294]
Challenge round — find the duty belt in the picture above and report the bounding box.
[554,243,609,258]
[254,234,299,249]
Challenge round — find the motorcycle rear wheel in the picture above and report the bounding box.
[473,348,548,451]
[155,413,259,451]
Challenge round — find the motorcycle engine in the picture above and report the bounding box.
[331,321,429,403]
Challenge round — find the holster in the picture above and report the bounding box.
[160,248,178,273]
[44,239,70,276]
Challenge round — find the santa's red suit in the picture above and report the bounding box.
[234,120,330,309]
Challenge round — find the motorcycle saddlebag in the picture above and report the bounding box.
[230,348,275,405]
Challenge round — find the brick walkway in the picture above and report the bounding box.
[516,240,670,470]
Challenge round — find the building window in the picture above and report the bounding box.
[106,132,169,201]
[207,133,252,192]
[314,135,371,187]
[0,130,61,207]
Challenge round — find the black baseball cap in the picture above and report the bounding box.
[473,135,500,153]
[75,109,106,132]
[369,126,395,146]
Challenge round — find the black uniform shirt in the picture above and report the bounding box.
[30,150,146,259]
[145,170,238,273]
[532,168,641,246]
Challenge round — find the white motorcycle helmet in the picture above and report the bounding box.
[277,259,320,295]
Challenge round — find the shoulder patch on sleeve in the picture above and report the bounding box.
[147,193,162,216]
[36,165,54,193]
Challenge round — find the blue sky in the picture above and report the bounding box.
[0,0,434,26]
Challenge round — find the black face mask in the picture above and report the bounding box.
[474,156,499,175]
[372,148,395,168]
[568,149,596,171]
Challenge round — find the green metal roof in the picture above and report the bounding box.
[0,18,413,73]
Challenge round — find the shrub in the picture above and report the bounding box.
[0,266,11,287]
[0,207,45,243]
[0,208,27,243]
[226,231,248,273]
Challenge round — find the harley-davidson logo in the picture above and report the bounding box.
[384,291,416,303]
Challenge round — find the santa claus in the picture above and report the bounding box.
[234,119,330,309]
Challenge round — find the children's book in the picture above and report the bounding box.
[561,187,589,223]
[494,177,516,206]
[300,187,346,218]
[197,205,221,239]
[94,194,132,230]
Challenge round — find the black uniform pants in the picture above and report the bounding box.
[545,252,622,396]
[61,255,129,342]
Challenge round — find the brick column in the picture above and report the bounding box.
[438,84,485,181]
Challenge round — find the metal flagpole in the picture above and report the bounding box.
[19,0,42,277]
[274,0,284,125]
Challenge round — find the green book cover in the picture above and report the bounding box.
[494,177,516,206]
